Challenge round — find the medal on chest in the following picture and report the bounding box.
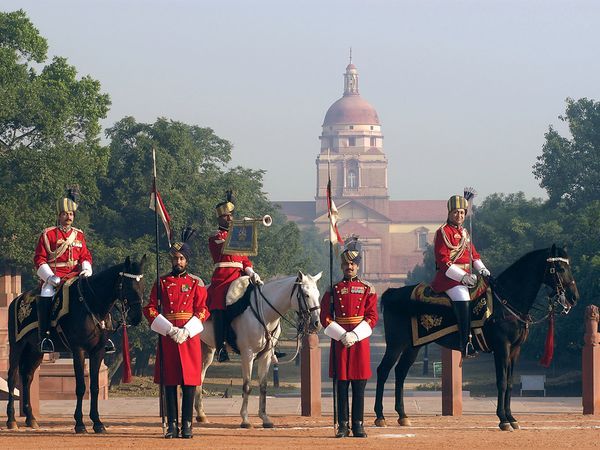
[181,284,190,292]
[351,286,365,294]
[340,287,348,295]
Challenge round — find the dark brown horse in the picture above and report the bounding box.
[374,245,579,431]
[6,256,146,433]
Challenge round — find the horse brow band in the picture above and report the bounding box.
[546,257,569,265]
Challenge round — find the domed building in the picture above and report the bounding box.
[279,61,445,291]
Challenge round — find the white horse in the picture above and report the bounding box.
[195,271,322,428]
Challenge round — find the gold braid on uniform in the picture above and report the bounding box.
[437,224,469,264]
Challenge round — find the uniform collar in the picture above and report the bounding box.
[446,221,463,230]
[218,226,229,232]
[343,276,359,282]
[59,225,72,233]
[170,270,188,278]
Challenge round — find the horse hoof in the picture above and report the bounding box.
[6,421,18,430]
[499,422,512,431]
[510,421,520,430]
[75,425,88,434]
[240,422,253,429]
[196,414,208,423]
[26,419,39,429]
[263,422,274,429]
[374,418,387,427]
[398,417,412,427]
[93,424,107,433]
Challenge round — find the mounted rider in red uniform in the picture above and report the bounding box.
[33,190,93,353]
[207,191,262,362]
[144,228,210,439]
[320,237,378,438]
[431,195,491,359]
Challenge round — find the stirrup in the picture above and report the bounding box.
[40,337,55,354]
[464,341,478,358]
[104,339,116,354]
[217,348,230,363]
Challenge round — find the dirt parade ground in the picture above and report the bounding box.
[1,414,599,449]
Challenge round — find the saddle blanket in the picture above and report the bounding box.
[14,277,78,342]
[409,278,493,346]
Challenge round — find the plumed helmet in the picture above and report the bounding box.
[447,195,468,212]
[341,235,362,265]
[215,190,235,217]
[57,187,79,214]
[169,227,196,261]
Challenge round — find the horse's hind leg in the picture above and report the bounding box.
[195,343,215,423]
[72,348,88,433]
[20,346,43,429]
[394,346,421,426]
[493,344,511,431]
[6,343,22,430]
[239,349,255,428]
[374,343,402,427]
[89,350,107,433]
[256,350,274,428]
[506,346,521,429]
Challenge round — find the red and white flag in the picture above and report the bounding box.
[149,180,172,245]
[327,180,343,245]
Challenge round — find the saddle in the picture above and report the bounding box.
[222,276,255,355]
[409,277,493,347]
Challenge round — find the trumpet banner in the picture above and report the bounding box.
[223,220,259,256]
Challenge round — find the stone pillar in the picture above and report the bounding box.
[441,348,462,416]
[0,269,20,378]
[583,305,600,415]
[300,333,321,416]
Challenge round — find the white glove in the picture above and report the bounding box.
[473,260,490,278]
[47,275,61,287]
[174,328,190,344]
[479,268,491,277]
[80,261,93,278]
[245,267,264,286]
[340,331,358,348]
[461,274,477,288]
[167,326,180,342]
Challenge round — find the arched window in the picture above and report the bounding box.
[348,169,358,188]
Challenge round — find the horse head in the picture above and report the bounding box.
[296,271,323,333]
[544,244,579,314]
[118,254,147,326]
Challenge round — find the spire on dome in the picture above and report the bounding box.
[344,55,359,96]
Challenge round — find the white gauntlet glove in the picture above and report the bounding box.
[174,328,190,344]
[167,326,180,342]
[473,259,490,277]
[47,275,61,287]
[245,267,264,286]
[80,260,93,278]
[461,274,477,288]
[340,331,358,348]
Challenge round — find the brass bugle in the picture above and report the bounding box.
[242,215,273,227]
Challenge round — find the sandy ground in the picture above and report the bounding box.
[1,414,599,449]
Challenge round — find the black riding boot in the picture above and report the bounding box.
[453,301,477,358]
[164,386,179,438]
[212,310,230,362]
[181,385,195,439]
[37,296,55,353]
[335,380,350,438]
[351,379,367,437]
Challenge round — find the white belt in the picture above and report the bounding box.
[214,262,243,269]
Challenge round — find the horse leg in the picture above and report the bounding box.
[394,346,421,426]
[72,348,88,433]
[239,349,255,428]
[256,350,274,428]
[374,343,403,427]
[88,350,107,433]
[506,346,521,429]
[20,347,43,429]
[195,343,215,423]
[493,344,512,431]
[6,341,21,430]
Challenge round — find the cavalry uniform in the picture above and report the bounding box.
[34,226,92,281]
[144,272,209,386]
[320,279,378,380]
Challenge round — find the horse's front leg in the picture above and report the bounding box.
[195,342,215,423]
[239,349,255,428]
[374,344,402,427]
[394,346,420,426]
[88,348,107,433]
[6,347,20,430]
[256,350,274,428]
[506,346,521,429]
[72,348,88,433]
[493,344,512,431]
[21,348,43,429]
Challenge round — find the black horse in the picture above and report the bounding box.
[374,245,579,431]
[6,255,146,433]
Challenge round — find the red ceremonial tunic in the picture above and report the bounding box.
[33,226,92,279]
[431,222,481,293]
[206,228,253,311]
[143,272,210,386]
[320,278,378,381]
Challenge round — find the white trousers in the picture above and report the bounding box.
[446,285,470,302]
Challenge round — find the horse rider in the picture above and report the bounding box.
[320,237,378,438]
[144,230,210,439]
[430,194,491,359]
[207,191,263,362]
[33,191,94,354]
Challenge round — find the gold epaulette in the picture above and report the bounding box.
[188,273,205,286]
[359,279,376,294]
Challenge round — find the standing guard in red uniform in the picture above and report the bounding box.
[207,191,262,362]
[33,190,93,353]
[430,195,491,358]
[144,229,209,439]
[320,237,378,438]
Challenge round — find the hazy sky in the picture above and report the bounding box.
[6,1,600,202]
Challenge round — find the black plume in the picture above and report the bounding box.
[463,186,477,202]
[225,189,235,204]
[66,185,80,202]
[181,226,197,243]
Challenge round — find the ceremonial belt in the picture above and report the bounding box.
[214,262,243,269]
[454,263,471,271]
[336,315,364,325]
[164,312,193,321]
[52,260,77,268]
